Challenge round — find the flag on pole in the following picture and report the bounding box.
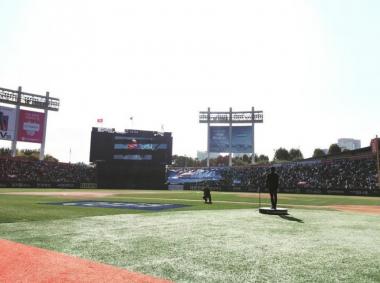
[97,118,103,123]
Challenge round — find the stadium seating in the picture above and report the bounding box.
[0,157,95,186]
[168,157,377,195]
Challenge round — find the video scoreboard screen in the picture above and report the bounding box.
[90,127,172,164]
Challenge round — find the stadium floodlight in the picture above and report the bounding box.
[0,87,59,111]
[0,86,60,160]
[199,107,263,167]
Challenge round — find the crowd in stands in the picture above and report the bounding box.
[0,158,96,183]
[1,155,377,193]
[169,157,378,194]
[222,158,377,192]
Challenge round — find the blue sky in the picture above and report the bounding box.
[0,0,379,163]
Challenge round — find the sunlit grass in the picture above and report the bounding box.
[0,189,379,281]
[0,209,379,282]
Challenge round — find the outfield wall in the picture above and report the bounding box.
[0,181,80,188]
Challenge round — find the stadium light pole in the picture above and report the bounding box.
[39,91,49,161]
[199,107,263,168]
[207,107,210,167]
[11,86,22,157]
[0,86,60,160]
[228,107,232,167]
[251,106,255,165]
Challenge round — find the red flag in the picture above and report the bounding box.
[97,118,103,123]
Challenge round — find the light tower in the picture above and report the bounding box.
[199,107,263,167]
[0,86,60,160]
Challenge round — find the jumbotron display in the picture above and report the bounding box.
[90,127,172,164]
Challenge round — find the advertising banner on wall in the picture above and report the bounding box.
[17,110,45,143]
[209,126,253,153]
[0,106,16,140]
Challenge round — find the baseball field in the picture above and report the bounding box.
[0,189,379,282]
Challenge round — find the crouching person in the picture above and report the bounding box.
[203,187,212,204]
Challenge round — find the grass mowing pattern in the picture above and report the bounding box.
[0,195,152,223]
[0,208,379,282]
[2,189,379,223]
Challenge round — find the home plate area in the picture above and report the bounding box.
[46,201,188,211]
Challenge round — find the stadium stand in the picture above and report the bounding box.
[1,146,377,194]
[0,157,95,188]
[168,156,378,195]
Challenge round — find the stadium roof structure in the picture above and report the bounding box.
[0,86,59,111]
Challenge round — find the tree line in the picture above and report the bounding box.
[0,148,58,162]
[0,142,345,166]
[172,143,345,167]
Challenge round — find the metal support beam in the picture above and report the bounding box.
[252,106,255,165]
[11,86,22,157]
[39,91,49,161]
[207,107,210,167]
[229,107,232,167]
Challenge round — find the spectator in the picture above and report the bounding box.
[0,157,96,183]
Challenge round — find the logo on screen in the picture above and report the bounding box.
[0,112,8,131]
[127,143,138,149]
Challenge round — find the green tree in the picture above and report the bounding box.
[242,154,250,163]
[289,148,303,160]
[312,148,326,158]
[198,159,207,167]
[0,147,12,157]
[328,144,342,155]
[214,155,229,166]
[172,155,197,167]
[44,154,59,162]
[255,154,269,163]
[232,157,247,166]
[274,148,290,161]
[19,149,39,160]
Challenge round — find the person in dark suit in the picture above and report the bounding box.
[266,167,279,210]
[203,186,212,204]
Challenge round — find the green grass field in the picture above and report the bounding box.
[0,189,379,282]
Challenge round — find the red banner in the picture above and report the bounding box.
[17,110,45,143]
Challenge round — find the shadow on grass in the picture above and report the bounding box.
[278,215,304,223]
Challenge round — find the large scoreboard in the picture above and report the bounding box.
[90,127,172,165]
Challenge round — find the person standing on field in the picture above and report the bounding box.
[266,167,279,210]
